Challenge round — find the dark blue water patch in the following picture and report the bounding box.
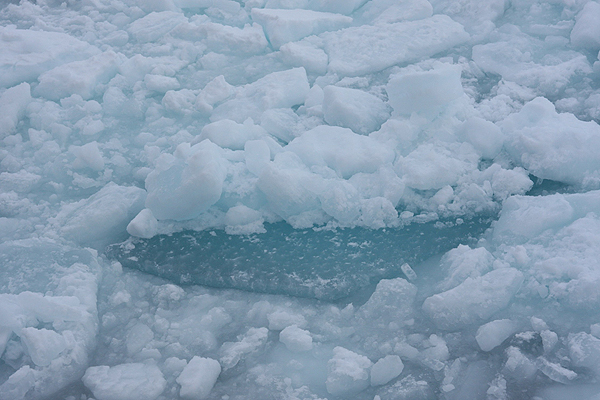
[106,217,494,301]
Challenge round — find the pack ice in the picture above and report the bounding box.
[1,0,600,399]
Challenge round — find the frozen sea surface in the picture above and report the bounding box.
[2,0,600,399]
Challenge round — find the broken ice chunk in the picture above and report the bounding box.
[326,347,372,396]
[82,363,167,400]
[422,268,523,330]
[475,319,518,352]
[371,355,404,386]
[176,356,221,400]
[279,325,313,352]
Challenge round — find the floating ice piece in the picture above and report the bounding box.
[371,355,404,386]
[70,141,105,171]
[326,347,372,396]
[280,39,329,74]
[536,357,577,384]
[492,193,576,244]
[82,363,167,400]
[501,97,600,186]
[195,22,268,55]
[0,83,31,139]
[251,8,351,49]
[355,0,433,25]
[438,245,495,291]
[0,26,99,88]
[128,11,187,43]
[199,119,267,150]
[286,125,395,179]
[569,332,600,377]
[359,278,417,322]
[127,209,159,239]
[472,39,591,97]
[322,85,391,134]
[458,117,505,160]
[220,327,268,370]
[387,63,464,116]
[145,140,228,221]
[35,51,123,100]
[423,268,524,330]
[319,15,469,76]
[19,327,67,367]
[571,1,600,52]
[211,68,310,123]
[476,319,518,352]
[398,142,479,191]
[176,356,221,400]
[400,263,417,281]
[108,218,491,300]
[59,183,146,247]
[279,325,313,352]
[144,74,180,93]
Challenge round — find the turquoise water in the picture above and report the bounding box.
[107,217,493,301]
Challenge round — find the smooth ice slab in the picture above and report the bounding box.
[107,218,492,301]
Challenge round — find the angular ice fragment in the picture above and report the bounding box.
[492,193,574,244]
[571,1,600,52]
[326,347,372,396]
[220,327,268,370]
[70,141,105,171]
[82,363,167,400]
[459,117,505,160]
[286,125,395,179]
[128,11,187,43]
[321,15,469,76]
[569,332,600,377]
[127,209,159,239]
[501,97,600,186]
[176,356,221,400]
[144,74,180,93]
[475,319,517,352]
[322,85,391,134]
[59,183,146,247]
[0,26,99,88]
[19,327,67,367]
[371,355,403,386]
[145,140,227,221]
[35,51,123,100]
[126,323,154,356]
[355,0,433,25]
[423,268,524,330]
[211,68,309,123]
[279,325,313,352]
[387,63,464,116]
[359,278,417,322]
[400,263,417,281]
[108,218,491,300]
[0,83,31,139]
[199,119,267,151]
[398,142,479,191]
[251,8,352,49]
[536,357,577,384]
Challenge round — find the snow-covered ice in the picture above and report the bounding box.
[2,0,600,399]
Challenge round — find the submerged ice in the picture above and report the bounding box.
[2,0,600,399]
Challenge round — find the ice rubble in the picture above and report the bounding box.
[2,0,600,399]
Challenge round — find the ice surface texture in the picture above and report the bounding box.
[3,0,600,399]
[108,218,491,300]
